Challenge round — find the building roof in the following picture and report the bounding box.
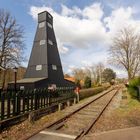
[65,77,75,82]
[9,77,47,84]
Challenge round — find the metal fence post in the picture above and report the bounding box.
[1,92,5,120]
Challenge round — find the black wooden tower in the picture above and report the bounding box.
[8,11,75,90]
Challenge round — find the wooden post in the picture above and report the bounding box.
[7,92,11,118]
[73,98,76,104]
[1,93,4,120]
[58,103,62,111]
[28,112,35,123]
[67,100,70,107]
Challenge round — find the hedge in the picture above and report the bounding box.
[79,84,110,100]
[127,77,140,98]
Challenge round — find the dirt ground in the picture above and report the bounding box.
[1,86,140,140]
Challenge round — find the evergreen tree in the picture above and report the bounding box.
[84,76,91,88]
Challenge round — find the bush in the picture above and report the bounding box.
[79,84,110,100]
[84,76,91,88]
[128,77,140,98]
[75,79,81,88]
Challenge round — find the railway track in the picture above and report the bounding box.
[27,87,120,140]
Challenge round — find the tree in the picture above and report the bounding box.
[0,9,25,89]
[84,76,91,88]
[64,74,70,78]
[95,63,104,85]
[108,27,140,80]
[102,68,116,83]
[75,79,81,88]
[72,68,86,81]
[90,62,104,85]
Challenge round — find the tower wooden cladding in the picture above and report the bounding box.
[8,11,75,90]
[25,11,64,83]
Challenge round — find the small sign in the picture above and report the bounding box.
[36,65,42,71]
[20,86,24,90]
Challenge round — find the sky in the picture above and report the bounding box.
[1,0,140,78]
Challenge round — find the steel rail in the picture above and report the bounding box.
[25,87,117,140]
[46,88,115,129]
[75,87,120,140]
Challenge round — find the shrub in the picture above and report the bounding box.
[128,77,140,98]
[79,84,110,100]
[84,76,91,88]
[75,79,81,88]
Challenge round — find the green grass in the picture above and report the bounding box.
[117,88,140,115]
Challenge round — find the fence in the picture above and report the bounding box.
[0,87,75,121]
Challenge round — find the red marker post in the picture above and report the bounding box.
[75,86,80,103]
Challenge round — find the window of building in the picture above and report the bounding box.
[39,22,45,28]
[52,65,57,70]
[48,14,52,19]
[47,22,52,28]
[40,40,46,45]
[36,65,42,71]
[48,39,53,45]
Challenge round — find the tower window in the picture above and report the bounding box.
[40,40,46,45]
[39,22,45,28]
[47,22,52,28]
[48,14,52,19]
[48,39,53,45]
[36,65,42,71]
[52,65,57,70]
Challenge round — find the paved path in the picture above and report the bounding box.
[83,126,140,140]
[29,129,76,140]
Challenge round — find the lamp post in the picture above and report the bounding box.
[13,67,18,93]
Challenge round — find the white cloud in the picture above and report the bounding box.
[56,39,69,54]
[29,3,140,77]
[29,3,107,53]
[67,65,76,74]
[104,7,140,38]
[83,3,103,20]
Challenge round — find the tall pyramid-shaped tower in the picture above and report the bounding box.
[25,11,64,82]
[8,11,75,90]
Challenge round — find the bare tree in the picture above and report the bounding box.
[109,27,140,80]
[96,62,104,84]
[90,62,104,84]
[72,68,86,81]
[0,9,25,89]
[84,68,92,78]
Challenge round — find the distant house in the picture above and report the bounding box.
[65,77,84,87]
[0,66,26,89]
[64,77,75,83]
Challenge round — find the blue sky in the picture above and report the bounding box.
[1,0,140,77]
